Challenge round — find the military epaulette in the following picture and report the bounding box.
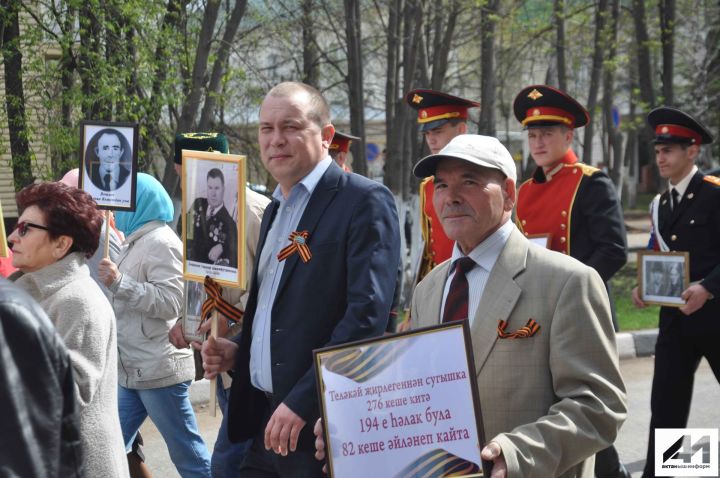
[571,163,599,177]
[703,175,720,186]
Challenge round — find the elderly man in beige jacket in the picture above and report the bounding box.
[315,134,627,477]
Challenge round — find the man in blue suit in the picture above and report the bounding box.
[200,81,401,477]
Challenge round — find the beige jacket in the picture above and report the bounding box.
[411,227,626,478]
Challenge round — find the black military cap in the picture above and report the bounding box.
[513,85,589,129]
[404,89,480,132]
[174,132,229,164]
[647,107,714,145]
[330,131,361,153]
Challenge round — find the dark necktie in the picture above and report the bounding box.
[442,257,476,323]
[104,173,111,190]
[671,188,679,210]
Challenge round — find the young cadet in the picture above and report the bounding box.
[632,107,720,478]
[513,85,629,478]
[328,131,360,172]
[404,89,480,282]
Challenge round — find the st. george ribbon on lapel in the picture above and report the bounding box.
[497,318,540,339]
[277,230,312,263]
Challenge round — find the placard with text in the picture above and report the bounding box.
[314,322,487,478]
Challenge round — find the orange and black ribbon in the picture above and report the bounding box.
[497,318,540,339]
[201,276,243,325]
[277,230,312,263]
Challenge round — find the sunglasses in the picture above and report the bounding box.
[14,221,50,237]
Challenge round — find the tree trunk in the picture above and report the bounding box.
[604,0,623,192]
[198,0,248,130]
[78,2,106,119]
[344,0,367,176]
[554,0,567,91]
[658,0,675,105]
[301,0,320,87]
[384,0,403,195]
[582,0,608,165]
[177,0,221,132]
[631,0,658,191]
[478,0,498,136]
[1,0,34,190]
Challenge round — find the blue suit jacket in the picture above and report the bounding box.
[228,162,400,449]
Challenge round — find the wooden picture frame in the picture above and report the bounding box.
[78,120,139,211]
[638,251,690,307]
[181,150,246,288]
[0,200,9,259]
[314,321,488,478]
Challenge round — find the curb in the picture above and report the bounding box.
[616,328,658,360]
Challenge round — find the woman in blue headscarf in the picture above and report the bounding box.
[98,173,211,477]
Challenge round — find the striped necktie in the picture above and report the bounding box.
[442,257,476,323]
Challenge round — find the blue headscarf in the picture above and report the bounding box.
[115,173,174,236]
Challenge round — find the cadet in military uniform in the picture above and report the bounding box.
[632,107,720,478]
[187,167,238,267]
[329,131,360,172]
[404,89,480,282]
[513,85,629,478]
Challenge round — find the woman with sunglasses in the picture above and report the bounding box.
[8,182,129,477]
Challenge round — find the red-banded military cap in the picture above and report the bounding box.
[513,85,589,129]
[404,89,480,133]
[647,106,714,145]
[329,131,361,153]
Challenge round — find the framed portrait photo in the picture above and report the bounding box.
[182,280,207,343]
[638,251,690,307]
[526,233,552,249]
[78,120,139,211]
[314,322,489,478]
[182,150,246,288]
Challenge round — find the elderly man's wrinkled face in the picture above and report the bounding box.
[432,158,515,254]
[96,133,124,173]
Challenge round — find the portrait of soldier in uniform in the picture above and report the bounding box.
[186,167,238,267]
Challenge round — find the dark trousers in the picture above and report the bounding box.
[238,397,323,478]
[239,429,324,478]
[641,327,720,477]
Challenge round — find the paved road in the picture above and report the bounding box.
[140,356,719,477]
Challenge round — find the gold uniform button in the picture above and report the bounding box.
[688,193,694,199]
[562,250,568,254]
[671,234,677,241]
[524,232,529,236]
[561,210,567,217]
[521,219,527,225]
[690,219,695,224]
[560,237,566,243]
[560,224,566,230]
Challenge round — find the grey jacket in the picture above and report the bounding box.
[109,221,194,389]
[12,253,129,477]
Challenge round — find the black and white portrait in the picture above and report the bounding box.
[182,151,246,287]
[79,120,139,210]
[640,251,689,306]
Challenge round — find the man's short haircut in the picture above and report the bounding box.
[207,168,224,185]
[96,128,124,147]
[266,81,331,127]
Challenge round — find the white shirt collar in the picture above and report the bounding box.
[449,219,514,272]
[669,165,698,199]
